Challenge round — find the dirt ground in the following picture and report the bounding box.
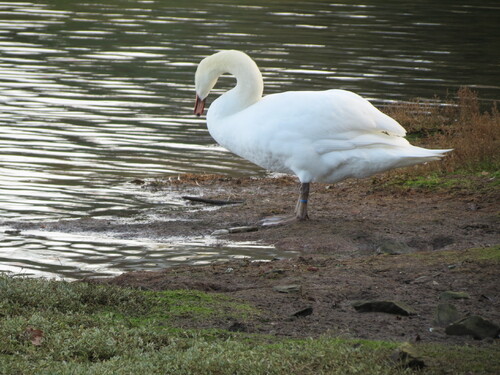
[93,174,499,345]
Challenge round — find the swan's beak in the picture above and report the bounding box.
[194,95,206,116]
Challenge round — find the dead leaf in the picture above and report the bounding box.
[24,327,44,346]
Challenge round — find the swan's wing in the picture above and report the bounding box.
[321,89,406,137]
[227,89,409,166]
[313,132,409,155]
[255,89,406,138]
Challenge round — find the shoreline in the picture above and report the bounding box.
[85,173,498,343]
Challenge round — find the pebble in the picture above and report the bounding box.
[4,229,21,235]
[433,303,460,326]
[211,229,229,235]
[412,275,431,284]
[273,284,302,293]
[445,315,500,340]
[439,291,470,300]
[212,226,259,235]
[391,343,426,370]
[228,226,259,233]
[352,300,416,316]
[292,306,313,318]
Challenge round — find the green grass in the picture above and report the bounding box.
[1,275,499,374]
[399,174,466,190]
[140,289,259,322]
[472,246,500,262]
[418,343,500,374]
[376,169,499,193]
[407,245,500,265]
[0,276,257,319]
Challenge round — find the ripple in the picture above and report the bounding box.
[0,229,294,280]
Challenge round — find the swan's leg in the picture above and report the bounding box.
[258,182,310,226]
[295,182,310,220]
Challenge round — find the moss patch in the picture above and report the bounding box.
[376,171,499,194]
[135,289,260,324]
[408,246,500,265]
[0,276,260,327]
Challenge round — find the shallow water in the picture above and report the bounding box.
[0,0,498,278]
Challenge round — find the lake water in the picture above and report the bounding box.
[0,0,498,279]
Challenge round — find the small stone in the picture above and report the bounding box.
[264,269,286,278]
[412,275,431,284]
[376,239,410,255]
[391,343,426,370]
[352,300,416,316]
[445,315,500,339]
[273,284,302,293]
[228,226,258,233]
[4,229,21,235]
[225,267,234,274]
[439,291,470,300]
[433,303,461,326]
[431,235,454,249]
[292,306,313,318]
[265,269,285,274]
[211,229,229,235]
[467,203,479,211]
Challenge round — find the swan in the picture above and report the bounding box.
[194,50,451,224]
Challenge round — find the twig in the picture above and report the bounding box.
[181,196,244,206]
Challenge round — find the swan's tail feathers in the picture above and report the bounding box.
[397,147,453,167]
[413,147,453,159]
[412,147,452,158]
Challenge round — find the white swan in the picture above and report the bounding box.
[194,50,451,223]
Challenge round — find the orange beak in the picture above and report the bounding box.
[194,95,206,116]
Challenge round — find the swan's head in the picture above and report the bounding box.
[194,50,258,116]
[194,53,222,116]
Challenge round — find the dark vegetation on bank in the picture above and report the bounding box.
[383,87,499,185]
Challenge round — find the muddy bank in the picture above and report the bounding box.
[9,174,498,257]
[82,174,499,344]
[6,173,498,343]
[98,247,499,344]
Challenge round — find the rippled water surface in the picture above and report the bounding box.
[1,0,498,278]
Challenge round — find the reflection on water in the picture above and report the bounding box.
[0,0,498,278]
[0,228,289,280]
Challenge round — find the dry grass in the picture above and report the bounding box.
[384,87,499,175]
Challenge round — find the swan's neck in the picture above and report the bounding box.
[209,51,263,119]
